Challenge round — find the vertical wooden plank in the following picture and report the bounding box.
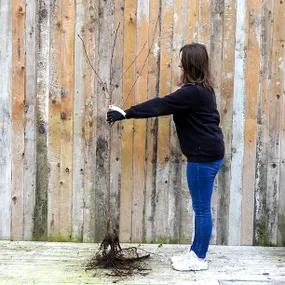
[186,0,198,43]
[23,0,37,240]
[120,0,136,242]
[48,0,63,240]
[208,0,224,245]
[143,0,160,243]
[254,0,273,246]
[0,0,12,240]
[48,0,74,241]
[254,0,284,246]
[240,0,262,245]
[168,0,185,243]
[81,0,97,243]
[264,0,284,245]
[209,0,224,108]
[33,0,49,241]
[198,0,211,49]
[179,0,199,244]
[153,0,173,243]
[131,0,149,242]
[216,0,236,245]
[11,0,26,240]
[94,0,113,241]
[277,1,285,246]
[181,0,213,246]
[109,0,124,236]
[228,0,247,245]
[179,164,194,244]
[59,0,75,241]
[265,162,280,244]
[72,0,85,242]
[278,35,285,245]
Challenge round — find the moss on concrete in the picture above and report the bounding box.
[32,233,83,243]
[153,236,178,244]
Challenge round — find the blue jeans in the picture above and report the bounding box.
[187,158,223,259]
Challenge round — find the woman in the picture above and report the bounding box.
[106,43,225,271]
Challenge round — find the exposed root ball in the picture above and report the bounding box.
[85,231,151,277]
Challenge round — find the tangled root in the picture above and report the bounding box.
[85,229,151,277]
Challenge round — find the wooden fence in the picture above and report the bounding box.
[0,0,284,246]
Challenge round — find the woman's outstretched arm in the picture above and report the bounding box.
[106,85,197,124]
[125,86,197,119]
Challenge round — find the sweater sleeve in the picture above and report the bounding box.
[125,87,195,119]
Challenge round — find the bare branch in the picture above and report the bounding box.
[121,40,147,78]
[77,33,111,98]
[109,22,121,95]
[122,14,160,108]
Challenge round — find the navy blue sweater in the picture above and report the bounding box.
[125,83,225,162]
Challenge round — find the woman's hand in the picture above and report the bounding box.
[106,105,126,125]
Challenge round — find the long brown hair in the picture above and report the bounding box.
[179,43,214,93]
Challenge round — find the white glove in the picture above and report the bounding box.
[106,105,126,124]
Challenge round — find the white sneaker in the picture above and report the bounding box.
[171,248,191,264]
[171,250,208,271]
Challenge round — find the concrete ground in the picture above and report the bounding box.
[0,241,284,284]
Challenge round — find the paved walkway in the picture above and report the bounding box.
[0,241,284,284]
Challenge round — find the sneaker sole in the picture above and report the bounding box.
[171,259,209,271]
[171,263,208,271]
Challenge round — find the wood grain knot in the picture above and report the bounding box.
[61,112,67,120]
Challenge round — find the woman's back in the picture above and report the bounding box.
[173,83,224,162]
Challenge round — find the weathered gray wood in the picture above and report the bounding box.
[254,0,274,246]
[276,0,285,248]
[278,33,285,245]
[178,0,198,245]
[153,0,173,243]
[144,115,159,242]
[168,127,181,242]
[209,0,224,245]
[264,0,283,246]
[216,0,236,246]
[266,162,280,244]
[94,0,114,241]
[131,0,149,242]
[0,241,284,284]
[108,0,124,240]
[23,0,37,241]
[143,0,160,243]
[228,0,247,245]
[269,0,285,247]
[119,0,136,243]
[33,0,49,241]
[72,0,85,242]
[167,0,185,243]
[179,161,194,244]
[0,0,12,240]
[81,0,97,243]
[279,157,285,245]
[254,0,283,246]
